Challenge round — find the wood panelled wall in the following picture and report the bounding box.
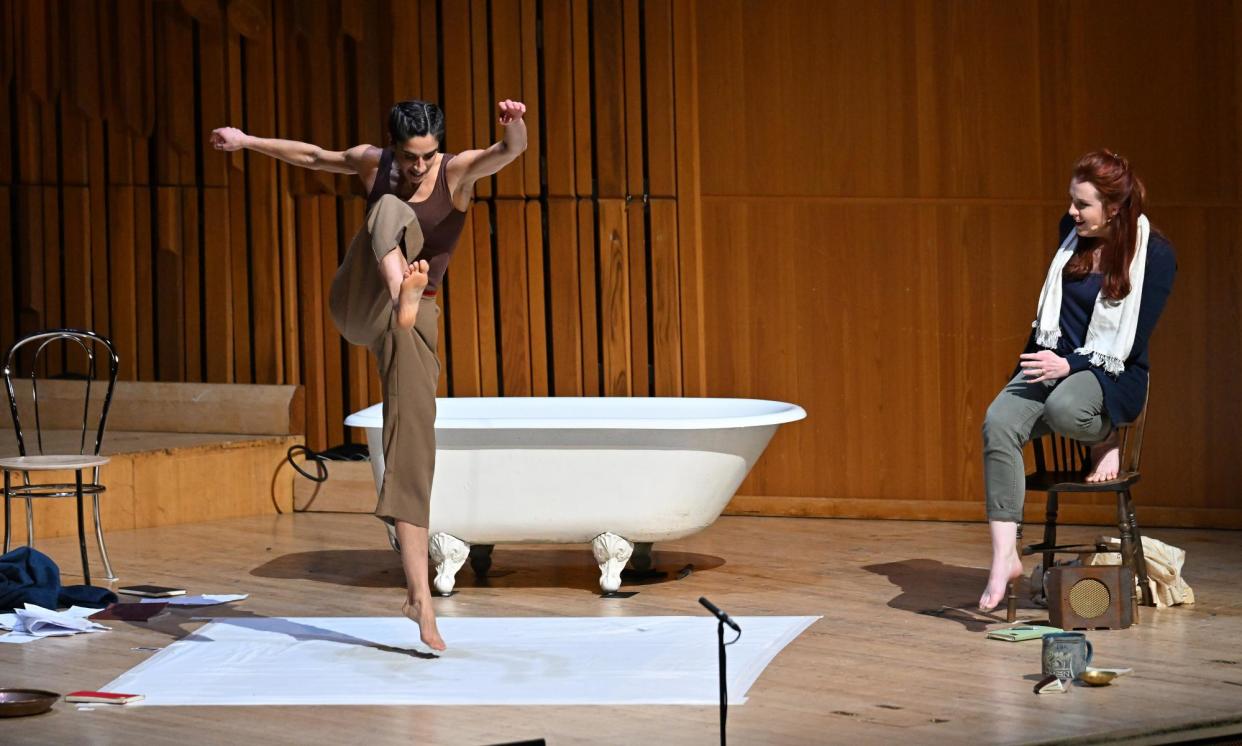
[0,0,702,454]
[2,0,1240,528]
[706,0,1242,527]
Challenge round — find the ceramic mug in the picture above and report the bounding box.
[1042,632,1094,681]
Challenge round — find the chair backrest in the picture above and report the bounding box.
[1031,376,1151,478]
[2,330,120,457]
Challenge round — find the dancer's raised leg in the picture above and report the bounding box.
[395,519,445,651]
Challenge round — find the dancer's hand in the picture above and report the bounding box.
[210,126,249,152]
[1019,350,1069,383]
[497,100,526,126]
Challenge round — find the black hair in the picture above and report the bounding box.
[388,100,446,145]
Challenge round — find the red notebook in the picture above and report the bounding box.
[64,691,145,704]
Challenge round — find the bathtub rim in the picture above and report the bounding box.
[344,396,807,430]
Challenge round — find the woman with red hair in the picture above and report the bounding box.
[978,150,1177,612]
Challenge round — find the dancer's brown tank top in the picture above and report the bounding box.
[366,148,467,291]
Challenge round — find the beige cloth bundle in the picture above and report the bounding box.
[1087,535,1195,607]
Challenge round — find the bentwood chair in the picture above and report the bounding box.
[1,330,120,585]
[1004,385,1155,622]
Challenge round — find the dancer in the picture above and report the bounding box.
[211,99,528,649]
[978,150,1176,612]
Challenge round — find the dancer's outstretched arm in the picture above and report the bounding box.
[447,100,528,209]
[210,127,383,187]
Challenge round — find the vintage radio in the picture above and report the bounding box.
[1046,565,1134,630]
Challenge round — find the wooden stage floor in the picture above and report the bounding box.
[3,514,1241,745]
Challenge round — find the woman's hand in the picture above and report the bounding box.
[1019,350,1070,383]
[210,126,249,152]
[497,100,526,126]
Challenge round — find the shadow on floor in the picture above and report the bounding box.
[862,558,1043,633]
[121,606,437,658]
[248,547,725,594]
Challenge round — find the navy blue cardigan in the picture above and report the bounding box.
[1017,214,1177,426]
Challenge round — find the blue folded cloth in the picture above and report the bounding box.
[0,546,116,611]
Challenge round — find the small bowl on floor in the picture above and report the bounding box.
[1078,667,1132,687]
[0,689,59,717]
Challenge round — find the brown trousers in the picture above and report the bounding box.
[328,194,439,527]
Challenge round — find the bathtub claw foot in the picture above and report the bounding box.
[592,532,634,593]
[429,532,470,596]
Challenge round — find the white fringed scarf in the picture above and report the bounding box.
[1032,214,1149,376]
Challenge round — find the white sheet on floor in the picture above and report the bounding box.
[101,615,818,706]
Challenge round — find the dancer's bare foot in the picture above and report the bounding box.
[402,595,446,651]
[979,550,1024,612]
[396,259,430,330]
[1086,429,1120,482]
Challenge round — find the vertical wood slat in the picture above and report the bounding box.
[180,189,202,382]
[244,25,283,384]
[155,187,185,381]
[88,122,111,342]
[0,187,12,344]
[627,201,649,396]
[592,0,627,199]
[440,0,475,155]
[14,188,43,345]
[447,219,482,397]
[546,199,581,394]
[202,188,234,382]
[520,0,542,198]
[470,0,493,198]
[472,208,500,396]
[571,0,593,197]
[598,199,631,395]
[649,198,682,395]
[672,0,705,395]
[40,181,62,373]
[644,0,677,197]
[490,0,524,198]
[318,198,343,446]
[623,0,645,198]
[542,0,577,198]
[525,200,549,395]
[576,199,600,395]
[107,183,137,380]
[296,196,327,449]
[495,200,531,394]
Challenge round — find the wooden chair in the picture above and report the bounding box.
[1,330,120,585]
[1004,386,1155,622]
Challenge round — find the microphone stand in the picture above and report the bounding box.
[699,597,740,746]
[717,616,727,746]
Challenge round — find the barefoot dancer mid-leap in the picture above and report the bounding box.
[977,150,1176,613]
[211,99,527,649]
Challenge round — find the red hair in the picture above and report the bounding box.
[1064,149,1148,300]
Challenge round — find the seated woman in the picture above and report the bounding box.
[978,150,1177,612]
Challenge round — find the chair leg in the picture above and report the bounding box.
[24,496,34,547]
[75,470,91,586]
[92,493,116,581]
[3,470,11,553]
[1123,489,1155,607]
[1041,491,1059,573]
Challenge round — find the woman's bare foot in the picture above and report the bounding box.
[1086,429,1121,482]
[395,259,430,330]
[402,595,446,651]
[979,550,1024,612]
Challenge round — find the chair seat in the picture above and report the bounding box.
[1025,470,1140,493]
[0,454,111,471]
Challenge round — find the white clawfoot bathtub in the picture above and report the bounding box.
[344,397,806,594]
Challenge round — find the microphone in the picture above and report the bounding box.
[699,596,741,632]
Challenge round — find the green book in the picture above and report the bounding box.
[987,625,1062,642]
